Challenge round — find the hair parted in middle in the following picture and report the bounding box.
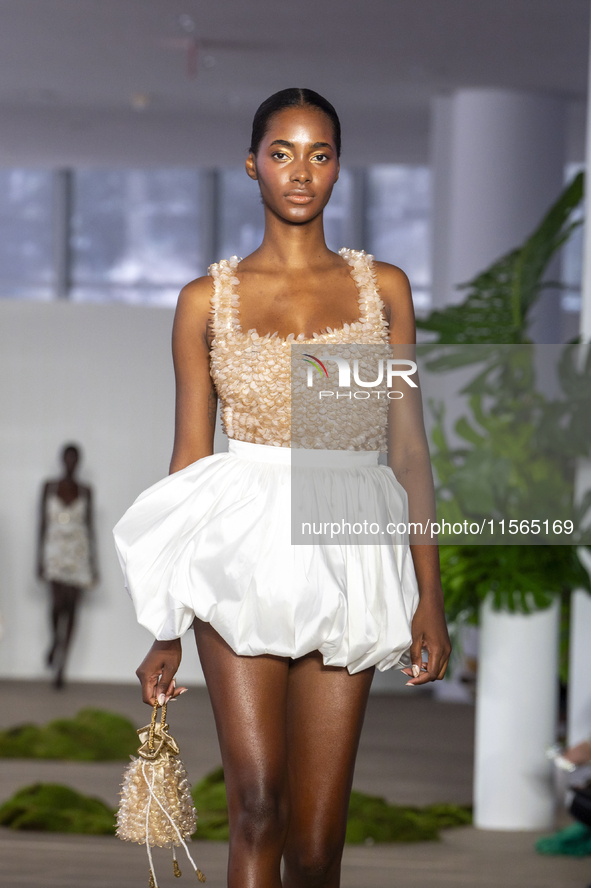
[249,88,341,158]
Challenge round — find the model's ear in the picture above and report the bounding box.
[334,160,340,185]
[245,153,258,181]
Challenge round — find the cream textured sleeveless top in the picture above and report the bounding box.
[208,248,391,450]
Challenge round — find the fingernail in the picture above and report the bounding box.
[157,693,165,706]
[406,681,414,686]
[412,665,421,678]
[178,688,188,696]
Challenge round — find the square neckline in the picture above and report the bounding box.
[229,250,370,344]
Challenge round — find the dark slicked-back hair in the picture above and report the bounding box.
[249,88,341,158]
[62,443,80,459]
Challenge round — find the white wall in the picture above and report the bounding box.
[0,299,207,684]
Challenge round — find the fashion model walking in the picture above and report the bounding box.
[115,88,451,888]
[39,443,98,688]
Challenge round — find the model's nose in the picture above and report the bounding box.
[291,167,311,184]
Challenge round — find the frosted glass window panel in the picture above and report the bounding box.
[0,169,54,300]
[218,169,264,260]
[561,163,584,314]
[70,170,203,306]
[323,170,353,252]
[367,166,431,310]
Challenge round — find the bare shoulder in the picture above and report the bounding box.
[173,275,215,345]
[373,261,412,301]
[372,260,416,343]
[176,275,214,318]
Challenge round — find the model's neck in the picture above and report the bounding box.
[255,207,332,269]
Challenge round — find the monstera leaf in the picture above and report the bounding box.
[417,172,583,347]
[414,172,590,619]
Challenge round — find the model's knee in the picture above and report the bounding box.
[284,838,342,885]
[232,785,288,847]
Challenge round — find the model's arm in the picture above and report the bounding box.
[37,481,50,580]
[169,276,218,474]
[85,486,99,585]
[137,275,215,705]
[375,262,451,686]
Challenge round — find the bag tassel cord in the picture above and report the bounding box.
[117,699,205,885]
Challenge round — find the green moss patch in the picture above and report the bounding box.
[191,767,472,844]
[0,768,472,841]
[191,766,231,841]
[346,792,471,843]
[0,708,138,761]
[0,783,116,834]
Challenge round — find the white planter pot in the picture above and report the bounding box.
[474,595,559,830]
[568,587,591,746]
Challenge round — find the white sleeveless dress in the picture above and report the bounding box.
[43,489,93,588]
[113,250,419,674]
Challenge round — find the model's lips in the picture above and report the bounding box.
[285,192,314,204]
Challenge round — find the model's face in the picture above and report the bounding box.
[246,105,340,224]
[63,449,79,474]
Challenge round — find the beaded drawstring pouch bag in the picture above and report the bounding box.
[116,700,205,886]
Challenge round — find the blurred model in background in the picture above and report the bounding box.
[37,443,98,688]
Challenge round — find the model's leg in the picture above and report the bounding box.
[47,583,60,666]
[54,585,80,687]
[194,619,290,888]
[282,653,374,888]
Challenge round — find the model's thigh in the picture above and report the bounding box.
[51,582,80,610]
[193,619,290,819]
[284,653,374,858]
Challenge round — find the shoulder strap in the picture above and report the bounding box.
[340,248,380,315]
[208,257,240,340]
[340,248,389,338]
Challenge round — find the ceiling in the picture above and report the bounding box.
[0,0,588,167]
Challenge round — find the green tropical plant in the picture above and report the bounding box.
[417,172,583,345]
[414,172,590,634]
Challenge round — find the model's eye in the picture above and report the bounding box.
[312,154,329,162]
[272,152,289,160]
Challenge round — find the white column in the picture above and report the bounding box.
[580,13,591,343]
[567,562,591,747]
[568,16,591,751]
[474,597,559,830]
[431,89,566,330]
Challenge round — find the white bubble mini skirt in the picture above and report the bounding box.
[113,439,420,674]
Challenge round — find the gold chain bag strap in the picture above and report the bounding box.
[116,700,206,886]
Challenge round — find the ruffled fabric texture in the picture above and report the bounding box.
[114,250,420,675]
[208,249,390,449]
[114,441,419,675]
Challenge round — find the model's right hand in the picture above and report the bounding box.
[136,639,187,706]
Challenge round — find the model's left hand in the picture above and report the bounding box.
[402,594,451,685]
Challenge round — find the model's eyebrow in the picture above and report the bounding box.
[268,139,333,151]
